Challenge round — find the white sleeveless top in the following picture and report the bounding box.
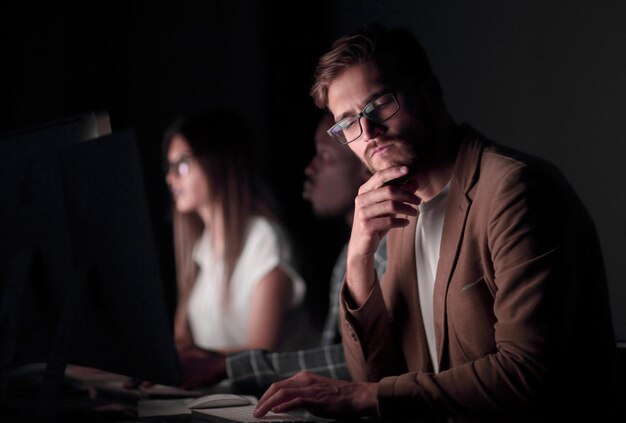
[187,216,305,350]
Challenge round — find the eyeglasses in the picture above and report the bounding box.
[165,155,192,177]
[327,92,400,145]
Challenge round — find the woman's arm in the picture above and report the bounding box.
[223,266,293,354]
[177,267,294,388]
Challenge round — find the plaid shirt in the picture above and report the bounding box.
[226,237,387,395]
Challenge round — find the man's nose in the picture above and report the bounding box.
[361,117,386,142]
[305,157,319,176]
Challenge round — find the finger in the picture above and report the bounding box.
[140,381,154,389]
[259,390,335,418]
[397,176,420,193]
[269,397,309,414]
[359,166,410,193]
[257,381,285,407]
[358,216,410,233]
[258,381,298,405]
[258,371,314,404]
[255,387,310,418]
[359,200,419,221]
[123,379,141,390]
[258,374,321,407]
[356,186,421,211]
[270,396,343,420]
[258,371,325,410]
[255,387,294,417]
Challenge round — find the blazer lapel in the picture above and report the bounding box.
[433,184,470,369]
[433,132,485,370]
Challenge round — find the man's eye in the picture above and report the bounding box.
[376,96,392,105]
[365,103,377,114]
[343,119,357,129]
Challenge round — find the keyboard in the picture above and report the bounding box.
[191,404,315,422]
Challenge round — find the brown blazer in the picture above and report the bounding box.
[341,129,617,419]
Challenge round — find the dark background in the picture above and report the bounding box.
[3,1,625,341]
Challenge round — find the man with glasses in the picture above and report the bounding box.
[254,23,618,420]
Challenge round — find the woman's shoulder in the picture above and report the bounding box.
[246,215,290,247]
[242,215,305,305]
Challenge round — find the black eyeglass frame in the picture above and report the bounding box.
[164,154,193,177]
[326,92,400,145]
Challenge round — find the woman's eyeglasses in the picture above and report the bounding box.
[165,155,192,177]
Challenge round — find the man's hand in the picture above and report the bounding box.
[178,346,227,389]
[123,378,155,391]
[253,371,378,419]
[347,165,420,304]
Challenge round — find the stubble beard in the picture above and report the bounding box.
[363,139,419,174]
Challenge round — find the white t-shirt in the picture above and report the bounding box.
[187,216,305,350]
[415,183,450,374]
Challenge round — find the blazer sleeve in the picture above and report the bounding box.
[340,272,406,383]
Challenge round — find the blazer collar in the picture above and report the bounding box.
[450,125,487,195]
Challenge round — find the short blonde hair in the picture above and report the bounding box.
[310,23,441,109]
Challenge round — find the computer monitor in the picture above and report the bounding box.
[0,116,180,414]
[0,112,112,379]
[58,128,180,382]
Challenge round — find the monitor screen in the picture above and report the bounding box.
[58,128,180,384]
[0,112,112,372]
[0,116,180,409]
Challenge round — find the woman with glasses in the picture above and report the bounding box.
[163,111,305,388]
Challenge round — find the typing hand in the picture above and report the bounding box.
[123,378,154,390]
[178,346,227,389]
[253,371,377,419]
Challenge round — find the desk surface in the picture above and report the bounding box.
[2,364,227,422]
[3,365,340,423]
